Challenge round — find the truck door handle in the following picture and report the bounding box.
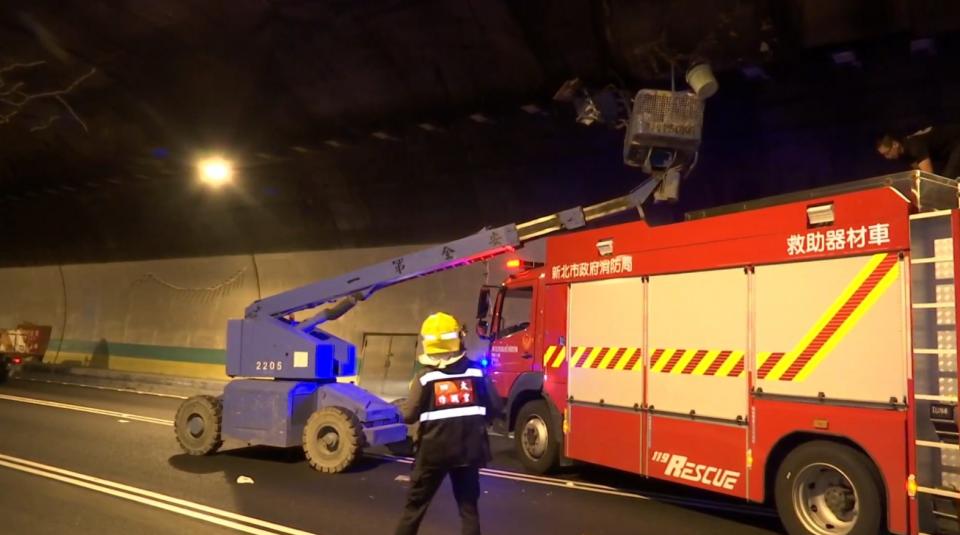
[521,353,533,359]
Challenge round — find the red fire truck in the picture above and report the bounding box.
[480,171,959,535]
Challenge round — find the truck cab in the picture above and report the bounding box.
[485,266,542,398]
[478,261,566,474]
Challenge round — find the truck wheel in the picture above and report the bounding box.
[775,441,883,535]
[174,395,223,456]
[515,400,559,474]
[303,407,362,473]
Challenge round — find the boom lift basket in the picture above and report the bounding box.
[623,89,704,168]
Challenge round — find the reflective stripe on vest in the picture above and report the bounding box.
[419,367,483,386]
[419,405,487,422]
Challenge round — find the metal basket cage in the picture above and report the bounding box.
[627,89,704,142]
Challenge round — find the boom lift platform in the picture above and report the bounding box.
[174,177,664,472]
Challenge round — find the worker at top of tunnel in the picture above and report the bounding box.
[876,124,960,179]
[395,312,502,535]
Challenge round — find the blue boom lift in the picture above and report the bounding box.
[172,180,661,472]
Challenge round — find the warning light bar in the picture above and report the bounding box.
[505,259,545,272]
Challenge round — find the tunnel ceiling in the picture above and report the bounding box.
[0,1,959,266]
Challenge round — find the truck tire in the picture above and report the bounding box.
[303,407,362,474]
[775,441,883,535]
[515,400,560,474]
[174,395,223,456]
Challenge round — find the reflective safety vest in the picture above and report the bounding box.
[413,363,493,467]
[417,367,487,422]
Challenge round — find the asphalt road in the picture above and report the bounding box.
[0,378,786,535]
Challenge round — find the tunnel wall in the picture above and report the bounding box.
[0,243,523,381]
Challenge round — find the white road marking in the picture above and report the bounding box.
[0,453,316,535]
[365,452,649,500]
[0,393,174,426]
[17,377,189,399]
[0,393,774,517]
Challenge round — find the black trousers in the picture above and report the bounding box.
[394,463,481,535]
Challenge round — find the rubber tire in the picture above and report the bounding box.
[514,400,560,474]
[302,407,362,474]
[174,395,223,456]
[386,398,416,457]
[775,441,883,535]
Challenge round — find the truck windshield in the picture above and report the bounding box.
[497,286,533,339]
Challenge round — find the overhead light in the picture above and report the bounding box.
[596,239,614,256]
[806,203,834,227]
[324,139,344,148]
[685,63,718,99]
[371,131,399,141]
[831,50,860,67]
[740,65,769,80]
[197,156,233,188]
[469,113,493,124]
[553,78,582,102]
[520,103,542,114]
[910,38,936,56]
[418,122,442,132]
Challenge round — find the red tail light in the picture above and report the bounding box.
[12,356,22,365]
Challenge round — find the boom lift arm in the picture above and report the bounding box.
[243,175,663,337]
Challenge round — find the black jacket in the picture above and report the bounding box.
[401,357,502,468]
[902,125,960,164]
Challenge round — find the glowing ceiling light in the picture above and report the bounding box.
[197,157,233,187]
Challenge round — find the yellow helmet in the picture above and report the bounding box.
[418,312,466,368]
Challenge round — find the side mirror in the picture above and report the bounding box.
[476,319,491,340]
[476,288,491,320]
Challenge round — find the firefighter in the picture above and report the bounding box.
[394,312,501,535]
[876,124,960,179]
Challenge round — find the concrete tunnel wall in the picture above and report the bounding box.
[0,242,540,386]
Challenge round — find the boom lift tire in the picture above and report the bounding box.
[775,441,883,535]
[515,400,560,474]
[303,407,363,473]
[174,395,224,456]
[386,397,417,457]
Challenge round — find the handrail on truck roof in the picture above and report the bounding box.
[684,171,959,222]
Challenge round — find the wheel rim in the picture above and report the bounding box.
[521,415,549,460]
[792,462,859,534]
[187,414,205,438]
[316,425,341,456]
